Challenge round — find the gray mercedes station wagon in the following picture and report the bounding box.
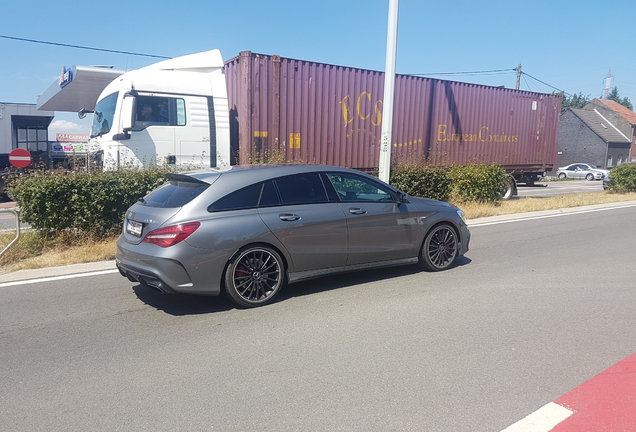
[116,165,470,307]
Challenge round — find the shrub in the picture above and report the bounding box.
[608,164,636,193]
[390,165,452,202]
[7,168,170,237]
[450,163,507,202]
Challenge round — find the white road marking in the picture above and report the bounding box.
[501,402,573,432]
[0,269,119,288]
[468,204,636,227]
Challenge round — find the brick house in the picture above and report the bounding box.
[556,98,636,171]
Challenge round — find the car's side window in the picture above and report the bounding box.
[208,182,263,212]
[326,173,394,203]
[274,173,328,205]
[258,180,281,208]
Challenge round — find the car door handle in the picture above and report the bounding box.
[279,213,301,221]
[349,208,367,215]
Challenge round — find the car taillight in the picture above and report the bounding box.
[142,222,200,248]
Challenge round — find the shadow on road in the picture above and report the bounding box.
[133,256,472,316]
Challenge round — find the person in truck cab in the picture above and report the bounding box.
[140,103,157,122]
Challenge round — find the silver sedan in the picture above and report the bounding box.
[116,165,470,307]
[556,163,608,180]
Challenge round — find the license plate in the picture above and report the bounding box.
[126,219,143,237]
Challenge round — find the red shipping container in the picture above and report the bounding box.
[223,51,562,175]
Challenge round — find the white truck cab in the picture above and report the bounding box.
[89,50,230,169]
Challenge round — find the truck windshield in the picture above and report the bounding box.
[91,92,118,138]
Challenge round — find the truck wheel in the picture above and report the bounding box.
[500,176,516,200]
[586,173,594,181]
[224,245,285,308]
[419,224,458,272]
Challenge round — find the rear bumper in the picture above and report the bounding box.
[116,261,177,294]
[115,235,225,296]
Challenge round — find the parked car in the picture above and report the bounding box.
[556,163,608,180]
[116,165,471,307]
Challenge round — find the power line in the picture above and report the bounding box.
[521,71,570,96]
[0,34,170,59]
[409,65,572,96]
[408,68,517,77]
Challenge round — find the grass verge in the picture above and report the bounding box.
[451,191,636,219]
[0,232,117,274]
[2,190,636,274]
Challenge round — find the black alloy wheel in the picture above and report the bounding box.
[420,224,458,272]
[225,245,284,307]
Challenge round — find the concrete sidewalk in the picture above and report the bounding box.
[2,200,636,284]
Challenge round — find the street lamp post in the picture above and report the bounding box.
[378,0,399,184]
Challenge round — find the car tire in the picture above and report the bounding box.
[558,173,566,179]
[419,224,458,272]
[586,173,594,181]
[224,245,285,308]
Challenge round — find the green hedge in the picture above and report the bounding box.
[608,164,636,193]
[8,169,169,236]
[450,164,507,202]
[390,163,507,202]
[7,161,508,239]
[389,165,453,202]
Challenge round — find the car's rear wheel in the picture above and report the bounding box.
[586,173,594,181]
[419,224,458,271]
[224,245,284,308]
[558,173,566,179]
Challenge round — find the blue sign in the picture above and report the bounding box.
[59,66,73,88]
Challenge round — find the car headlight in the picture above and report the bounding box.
[457,209,466,224]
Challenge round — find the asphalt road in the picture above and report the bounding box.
[516,179,604,198]
[1,206,635,431]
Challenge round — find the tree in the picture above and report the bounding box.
[553,91,591,112]
[607,86,633,111]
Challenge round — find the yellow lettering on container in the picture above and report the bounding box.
[290,133,301,149]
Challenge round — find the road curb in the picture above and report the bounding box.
[1,260,117,284]
[467,199,636,227]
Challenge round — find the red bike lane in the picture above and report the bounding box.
[503,352,636,431]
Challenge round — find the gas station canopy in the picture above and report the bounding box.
[36,65,125,113]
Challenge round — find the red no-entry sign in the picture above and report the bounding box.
[9,148,32,168]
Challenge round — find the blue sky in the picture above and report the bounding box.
[1,0,634,135]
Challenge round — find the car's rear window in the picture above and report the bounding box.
[142,180,209,208]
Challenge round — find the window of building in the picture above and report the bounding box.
[607,155,613,167]
[16,125,48,154]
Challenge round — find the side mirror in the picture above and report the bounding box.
[395,191,409,204]
[78,108,93,119]
[121,96,136,132]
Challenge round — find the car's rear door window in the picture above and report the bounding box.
[274,173,328,205]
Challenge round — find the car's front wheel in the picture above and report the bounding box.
[224,245,284,308]
[586,173,595,181]
[419,224,458,271]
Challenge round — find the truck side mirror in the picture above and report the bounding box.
[121,96,136,132]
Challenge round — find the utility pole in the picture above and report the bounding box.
[378,0,399,184]
[603,68,613,99]
[515,64,521,90]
